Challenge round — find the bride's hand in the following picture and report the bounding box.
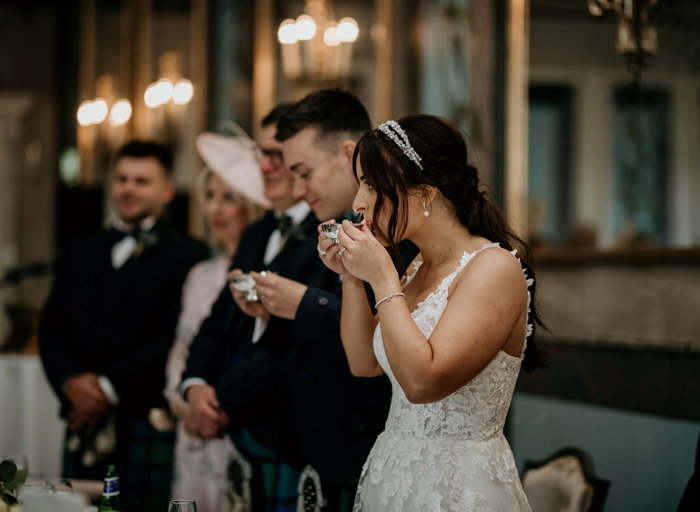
[336,220,395,286]
[317,221,349,276]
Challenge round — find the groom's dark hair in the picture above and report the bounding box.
[275,89,371,152]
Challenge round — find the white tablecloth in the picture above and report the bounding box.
[0,354,65,478]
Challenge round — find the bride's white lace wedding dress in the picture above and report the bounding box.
[353,244,532,511]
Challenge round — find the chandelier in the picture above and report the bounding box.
[277,0,359,97]
[589,0,658,82]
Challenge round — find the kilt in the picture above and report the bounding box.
[234,429,300,512]
[63,414,174,511]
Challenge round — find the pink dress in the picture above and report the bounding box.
[165,255,238,512]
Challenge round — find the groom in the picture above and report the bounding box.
[245,89,416,510]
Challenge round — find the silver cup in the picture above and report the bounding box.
[322,223,363,242]
[228,273,258,301]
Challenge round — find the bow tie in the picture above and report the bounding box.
[277,215,294,237]
[112,226,158,243]
[110,226,159,268]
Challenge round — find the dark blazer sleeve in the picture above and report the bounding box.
[213,278,304,424]
[181,213,274,389]
[38,249,83,405]
[290,285,342,358]
[213,322,290,426]
[278,283,343,471]
[213,215,319,433]
[278,244,417,489]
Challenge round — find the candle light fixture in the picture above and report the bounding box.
[76,75,131,129]
[588,0,658,82]
[277,0,359,97]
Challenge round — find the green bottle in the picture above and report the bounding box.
[98,464,123,512]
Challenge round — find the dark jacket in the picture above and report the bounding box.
[279,240,418,490]
[39,221,207,417]
[182,210,321,451]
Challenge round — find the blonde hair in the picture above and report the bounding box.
[194,167,265,247]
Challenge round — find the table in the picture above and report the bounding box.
[0,354,65,478]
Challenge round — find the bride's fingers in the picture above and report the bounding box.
[337,225,356,248]
[317,237,332,254]
[318,219,336,232]
[324,242,340,257]
[341,219,365,236]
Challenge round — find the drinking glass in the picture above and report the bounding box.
[1,453,28,496]
[18,481,55,500]
[228,273,258,301]
[168,500,197,512]
[322,222,363,242]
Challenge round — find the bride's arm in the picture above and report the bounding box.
[375,249,528,403]
[339,274,383,377]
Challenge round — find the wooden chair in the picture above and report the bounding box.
[522,447,610,512]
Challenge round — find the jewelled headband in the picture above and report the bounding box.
[377,120,423,170]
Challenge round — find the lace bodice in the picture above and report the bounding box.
[355,244,533,511]
[373,243,532,441]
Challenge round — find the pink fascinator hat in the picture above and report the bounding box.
[195,121,272,209]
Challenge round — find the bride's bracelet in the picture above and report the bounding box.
[375,292,406,309]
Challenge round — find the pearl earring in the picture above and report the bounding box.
[423,202,430,218]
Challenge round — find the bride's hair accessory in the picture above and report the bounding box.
[377,120,423,170]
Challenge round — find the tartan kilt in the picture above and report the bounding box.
[233,429,300,512]
[63,414,175,511]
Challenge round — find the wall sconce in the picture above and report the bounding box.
[144,51,194,109]
[589,0,658,82]
[76,74,132,129]
[140,51,194,150]
[277,0,359,97]
[74,51,194,184]
[75,73,132,182]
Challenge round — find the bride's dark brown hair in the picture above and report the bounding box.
[353,114,549,371]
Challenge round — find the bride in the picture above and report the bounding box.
[316,115,548,511]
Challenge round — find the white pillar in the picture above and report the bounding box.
[505,0,530,239]
[670,78,699,246]
[574,72,615,247]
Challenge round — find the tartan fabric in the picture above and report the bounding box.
[234,429,300,512]
[63,415,174,511]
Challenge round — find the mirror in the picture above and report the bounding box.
[527,0,700,250]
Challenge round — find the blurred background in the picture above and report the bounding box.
[0,0,698,510]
